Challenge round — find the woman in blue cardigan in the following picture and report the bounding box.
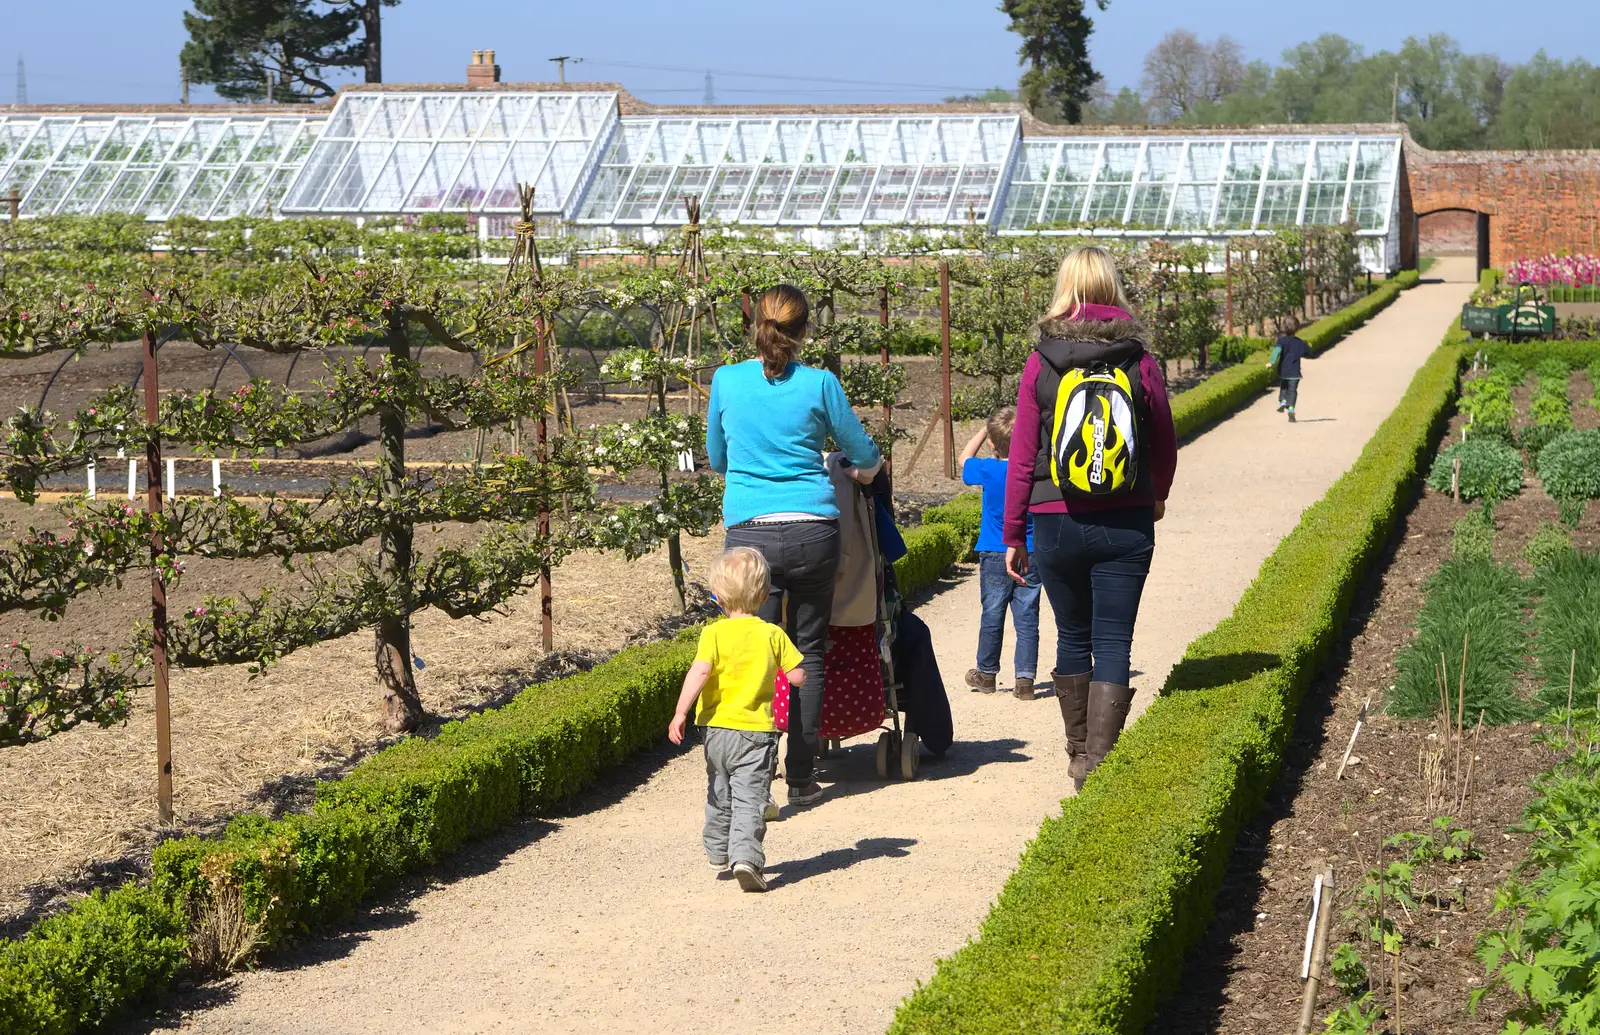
[706,284,882,806]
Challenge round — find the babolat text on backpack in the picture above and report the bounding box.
[1050,363,1141,499]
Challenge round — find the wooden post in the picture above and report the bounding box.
[878,283,892,468]
[1295,867,1338,1035]
[5,189,18,222]
[534,322,554,653]
[939,261,954,480]
[143,331,174,826]
[1225,240,1234,336]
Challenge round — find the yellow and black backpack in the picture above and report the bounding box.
[1049,360,1142,499]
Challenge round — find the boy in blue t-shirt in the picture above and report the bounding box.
[958,408,1041,701]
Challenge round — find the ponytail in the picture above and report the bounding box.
[752,284,808,380]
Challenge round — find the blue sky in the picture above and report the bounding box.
[4,0,1596,106]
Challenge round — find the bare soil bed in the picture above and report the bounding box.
[1152,375,1600,1034]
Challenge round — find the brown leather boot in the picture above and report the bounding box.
[1013,677,1035,701]
[1079,681,1135,791]
[965,669,997,694]
[1052,671,1091,779]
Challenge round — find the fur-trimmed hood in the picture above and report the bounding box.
[1033,313,1149,373]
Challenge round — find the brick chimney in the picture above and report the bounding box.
[468,50,501,86]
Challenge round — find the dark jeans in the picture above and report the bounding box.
[723,519,840,787]
[1032,508,1156,686]
[976,551,1041,680]
[1278,378,1300,410]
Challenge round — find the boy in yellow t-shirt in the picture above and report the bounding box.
[668,547,805,893]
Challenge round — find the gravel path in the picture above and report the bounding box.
[143,260,1476,1035]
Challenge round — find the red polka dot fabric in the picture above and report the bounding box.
[820,624,885,740]
[773,669,792,732]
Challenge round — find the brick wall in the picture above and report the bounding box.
[1402,140,1600,268]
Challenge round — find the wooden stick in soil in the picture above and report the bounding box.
[1336,697,1370,780]
[879,283,892,467]
[1458,710,1484,816]
[901,404,943,477]
[1456,632,1468,787]
[939,261,954,480]
[1295,866,1337,1035]
[1569,649,1577,732]
[143,330,174,825]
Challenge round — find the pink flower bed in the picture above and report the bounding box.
[1506,254,1600,287]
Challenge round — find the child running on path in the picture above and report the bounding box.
[1269,316,1311,423]
[668,548,806,893]
[959,408,1041,701]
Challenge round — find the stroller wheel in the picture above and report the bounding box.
[875,731,893,779]
[900,730,921,780]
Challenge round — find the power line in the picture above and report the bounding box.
[580,56,991,93]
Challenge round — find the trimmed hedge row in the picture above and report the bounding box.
[0,507,977,1034]
[1170,271,1421,441]
[889,321,1466,1034]
[1478,339,1600,369]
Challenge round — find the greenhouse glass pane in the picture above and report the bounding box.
[1267,141,1308,181]
[781,166,836,223]
[480,97,533,139]
[1,162,45,204]
[325,95,378,137]
[908,166,959,220]
[102,168,154,211]
[1216,182,1259,226]
[1171,183,1217,229]
[652,120,693,165]
[211,165,271,218]
[887,120,932,163]
[570,95,614,136]
[855,121,892,163]
[1353,140,1397,181]
[174,167,233,217]
[1349,182,1391,230]
[253,166,298,216]
[970,118,1015,163]
[763,120,812,164]
[21,119,75,161]
[811,120,855,163]
[0,120,39,164]
[319,142,391,208]
[603,122,655,164]
[443,97,493,139]
[1086,183,1131,222]
[23,169,78,214]
[1041,183,1088,225]
[1137,142,1183,183]
[865,165,915,221]
[705,166,754,219]
[682,121,732,165]
[246,120,298,163]
[1097,143,1140,183]
[402,142,470,210]
[951,165,1000,222]
[58,123,109,164]
[1001,183,1047,229]
[58,164,120,214]
[1015,141,1058,182]
[822,166,875,222]
[364,141,435,211]
[1304,181,1347,225]
[1180,142,1225,182]
[1258,183,1303,224]
[364,97,415,139]
[615,166,671,221]
[744,165,796,221]
[445,141,510,210]
[658,167,714,223]
[169,120,225,163]
[128,123,184,165]
[1224,141,1267,181]
[1128,183,1173,226]
[205,122,261,165]
[140,165,197,218]
[538,140,591,210]
[925,119,974,163]
[722,122,768,164]
[484,141,551,210]
[577,165,632,221]
[525,95,574,138]
[1312,140,1353,181]
[403,97,457,138]
[282,122,321,164]
[1055,143,1099,182]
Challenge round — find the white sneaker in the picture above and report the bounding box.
[732,861,768,892]
[708,858,728,872]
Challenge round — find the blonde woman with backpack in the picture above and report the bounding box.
[1002,246,1177,792]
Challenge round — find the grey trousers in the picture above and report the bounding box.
[703,726,780,868]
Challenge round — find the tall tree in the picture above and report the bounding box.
[1000,0,1110,124]
[328,0,401,84]
[1140,30,1244,121]
[180,0,399,102]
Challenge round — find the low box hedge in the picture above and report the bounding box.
[2,507,977,1033]
[1478,339,1600,369]
[889,320,1465,1034]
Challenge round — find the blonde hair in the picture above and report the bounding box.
[752,284,808,380]
[1046,246,1132,319]
[986,407,1016,458]
[709,547,771,615]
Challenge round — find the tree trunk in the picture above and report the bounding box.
[377,313,422,732]
[362,0,383,84]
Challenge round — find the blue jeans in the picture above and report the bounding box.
[1032,508,1156,686]
[976,551,1041,680]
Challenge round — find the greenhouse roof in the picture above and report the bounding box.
[0,89,1404,238]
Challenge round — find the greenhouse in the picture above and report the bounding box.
[0,88,1404,267]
